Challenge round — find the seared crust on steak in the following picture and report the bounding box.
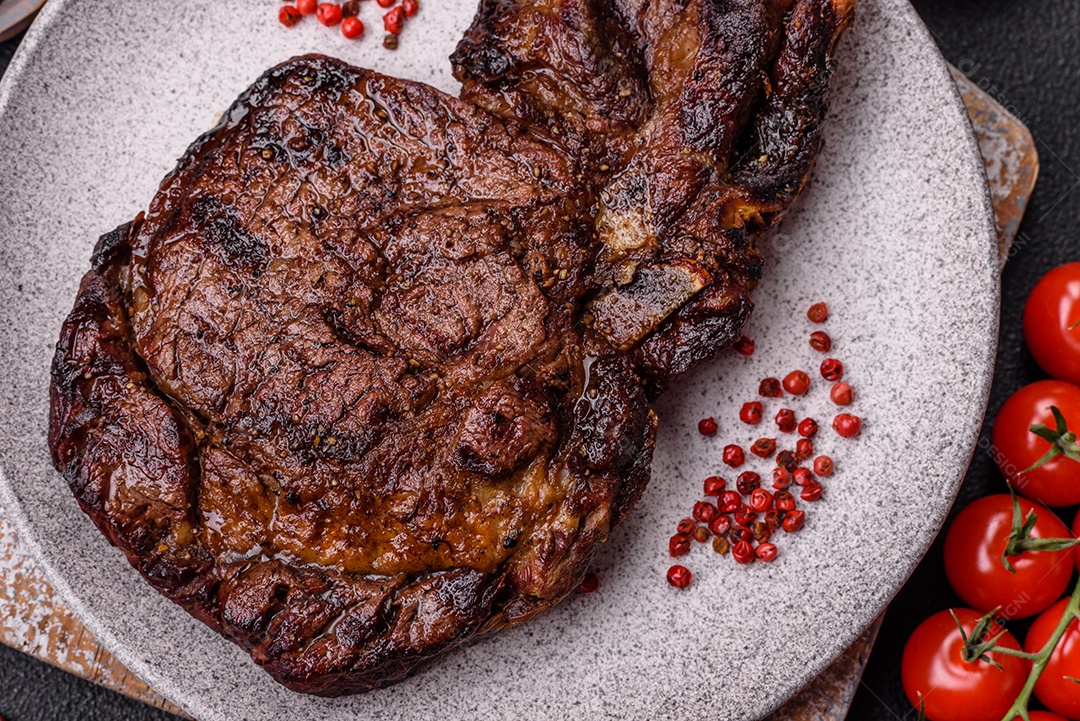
[455,0,855,385]
[50,0,853,696]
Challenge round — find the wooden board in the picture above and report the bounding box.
[0,1,44,43]
[0,67,1037,721]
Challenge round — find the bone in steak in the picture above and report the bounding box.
[49,0,854,695]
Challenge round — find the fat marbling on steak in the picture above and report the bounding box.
[49,0,854,695]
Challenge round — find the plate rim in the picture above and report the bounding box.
[0,0,1002,718]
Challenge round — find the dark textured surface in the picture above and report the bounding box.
[850,0,1080,719]
[0,0,1077,717]
[0,640,176,721]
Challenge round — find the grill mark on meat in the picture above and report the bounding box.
[50,0,854,696]
[322,306,394,358]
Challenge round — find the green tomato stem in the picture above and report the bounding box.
[1023,405,1080,473]
[987,646,1039,662]
[1000,485,1080,570]
[996,579,1080,721]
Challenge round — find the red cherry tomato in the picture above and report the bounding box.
[1024,597,1080,719]
[944,495,1075,620]
[297,0,318,14]
[1025,262,1080,385]
[902,609,1030,721]
[1014,713,1070,721]
[992,380,1080,507]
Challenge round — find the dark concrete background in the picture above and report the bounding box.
[0,0,1077,718]
[851,0,1080,718]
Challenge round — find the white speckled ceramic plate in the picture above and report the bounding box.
[0,1,998,719]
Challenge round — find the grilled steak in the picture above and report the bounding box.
[49,0,854,696]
